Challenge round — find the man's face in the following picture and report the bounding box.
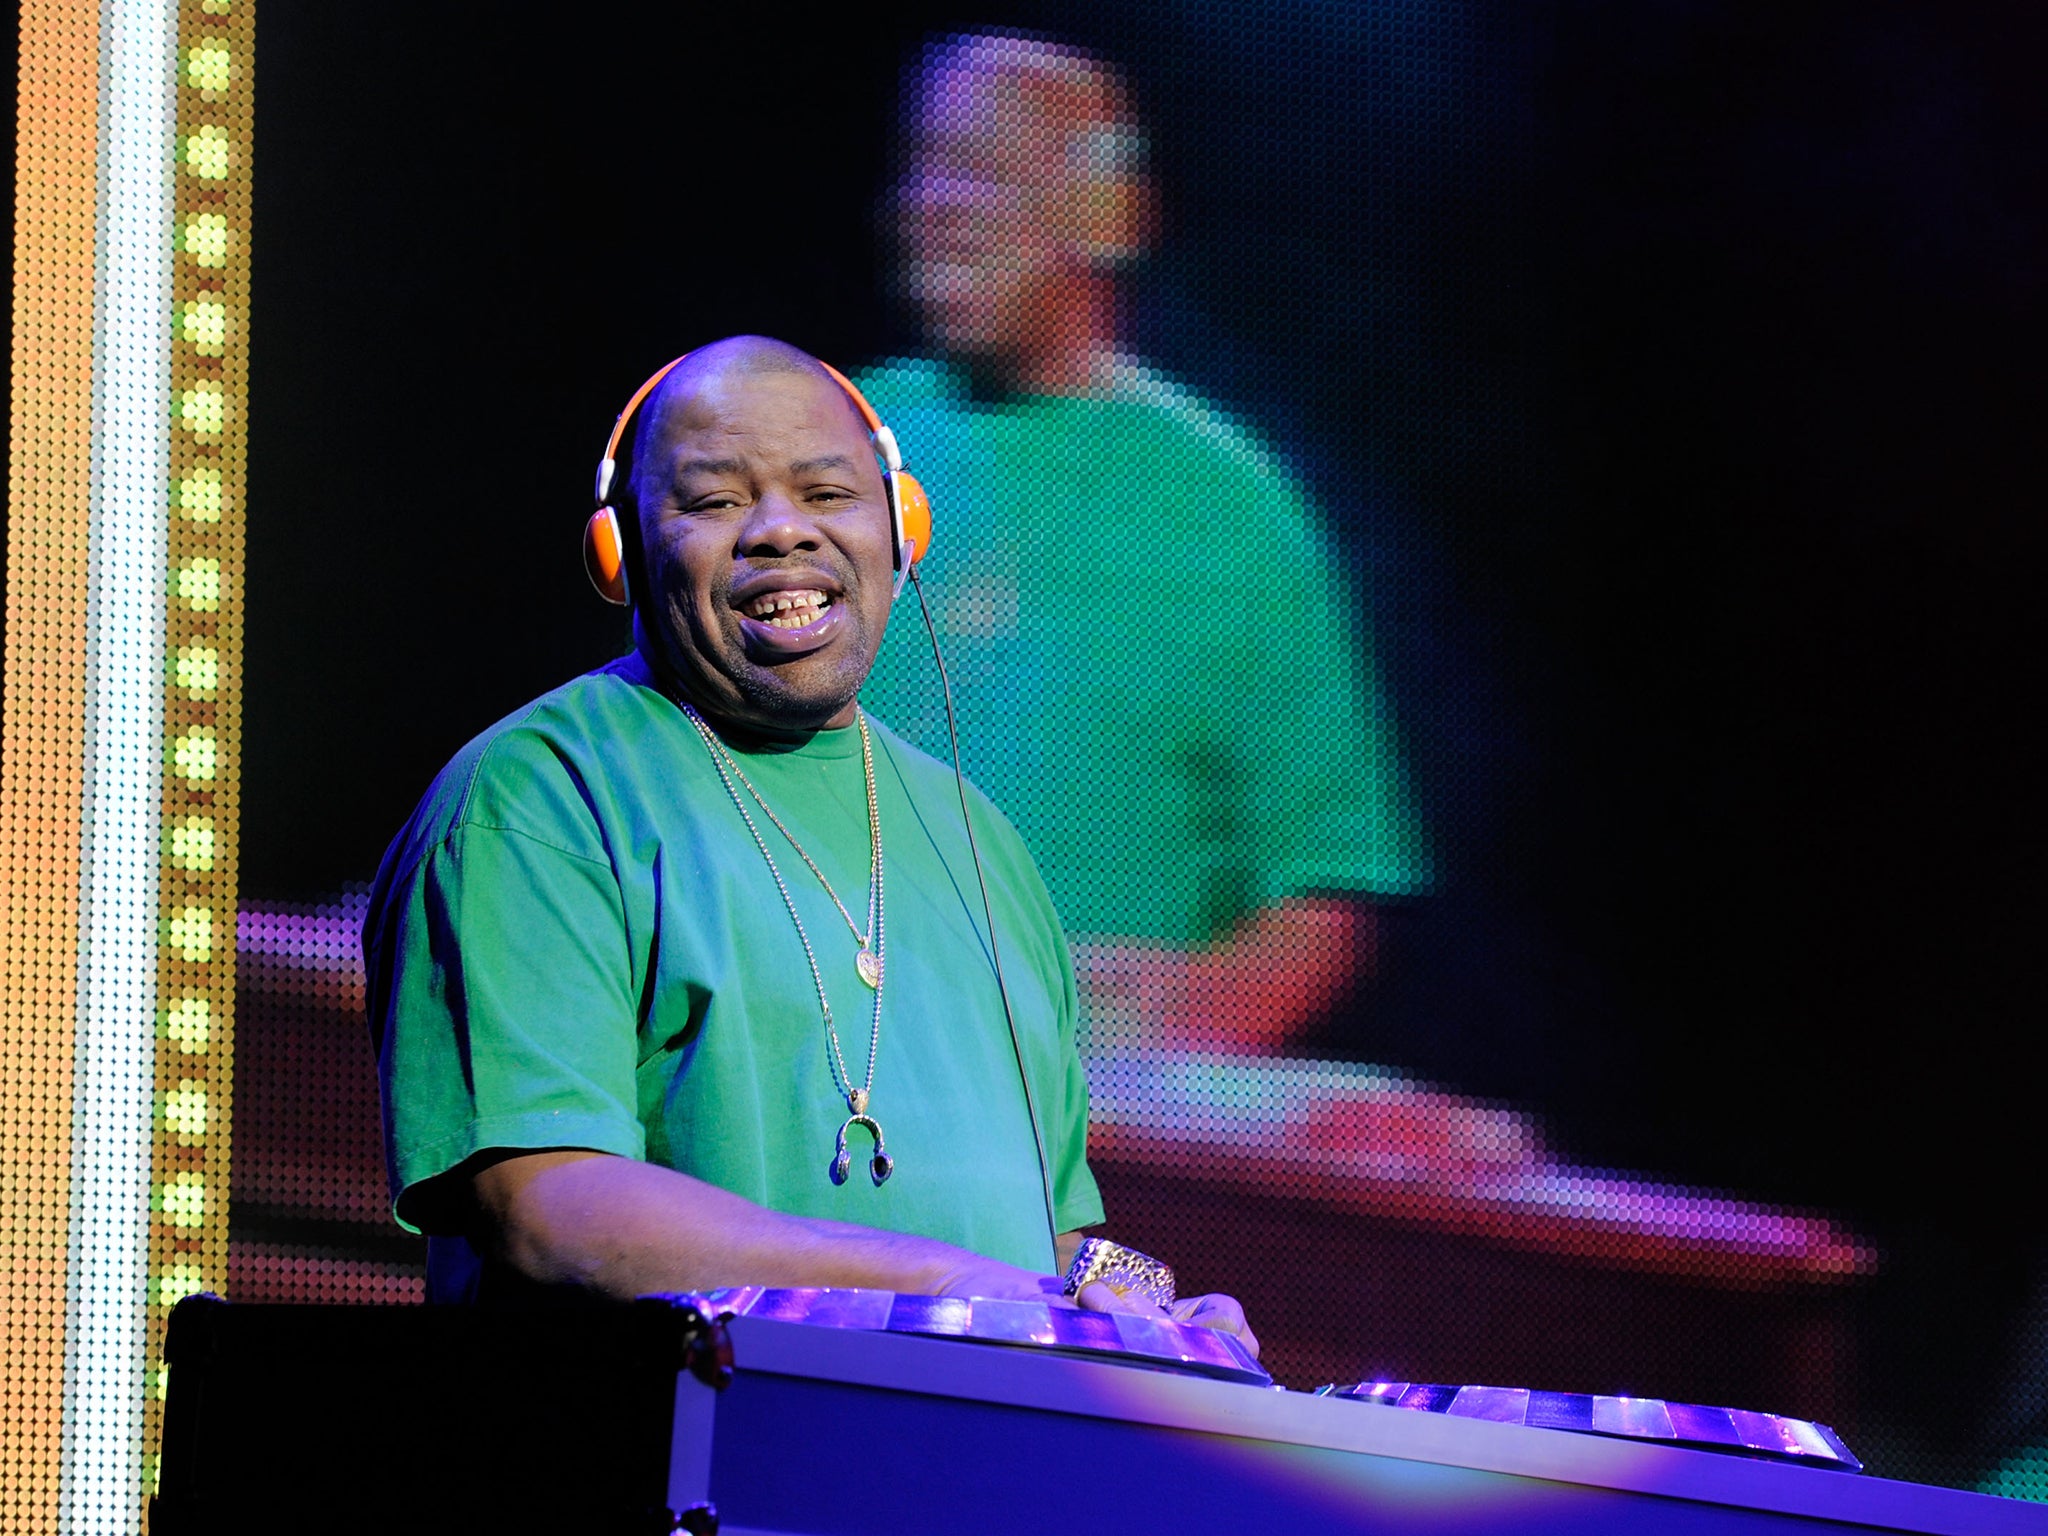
[633,364,895,733]
[896,60,1086,370]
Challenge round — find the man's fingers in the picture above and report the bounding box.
[1167,1292,1261,1359]
[1168,1292,1242,1329]
[1074,1284,1264,1360]
[1074,1283,1262,1360]
[1075,1279,1169,1318]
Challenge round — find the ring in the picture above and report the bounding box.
[1060,1237,1176,1309]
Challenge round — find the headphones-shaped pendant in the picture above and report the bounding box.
[832,1112,894,1186]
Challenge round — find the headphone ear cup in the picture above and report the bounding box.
[888,470,933,591]
[584,506,632,607]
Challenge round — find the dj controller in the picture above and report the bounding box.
[152,1289,2038,1535]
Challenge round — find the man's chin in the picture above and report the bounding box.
[710,658,868,737]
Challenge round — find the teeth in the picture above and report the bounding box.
[745,589,830,628]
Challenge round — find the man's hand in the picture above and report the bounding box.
[1072,1280,1261,1359]
[925,1252,1070,1304]
[461,1151,1262,1356]
[1167,1292,1260,1358]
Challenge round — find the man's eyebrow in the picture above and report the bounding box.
[669,454,861,479]
[672,455,747,479]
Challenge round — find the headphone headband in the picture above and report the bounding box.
[595,353,904,502]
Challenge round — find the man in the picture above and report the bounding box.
[854,33,1430,1055]
[363,336,1252,1349]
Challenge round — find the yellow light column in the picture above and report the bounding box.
[143,0,255,1506]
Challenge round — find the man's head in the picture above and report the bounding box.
[620,336,898,735]
[894,32,1155,394]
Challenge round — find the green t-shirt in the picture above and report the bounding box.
[854,357,1431,947]
[364,652,1102,1291]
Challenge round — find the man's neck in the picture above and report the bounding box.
[957,276,1125,399]
[633,638,853,748]
[961,344,1124,404]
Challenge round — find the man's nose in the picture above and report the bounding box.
[735,492,820,557]
[901,169,984,218]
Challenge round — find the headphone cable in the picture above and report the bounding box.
[907,565,1062,1261]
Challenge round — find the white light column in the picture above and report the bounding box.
[62,0,176,1528]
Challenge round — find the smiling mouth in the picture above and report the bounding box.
[742,588,833,630]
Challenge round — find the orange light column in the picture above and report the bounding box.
[2,4,99,1531]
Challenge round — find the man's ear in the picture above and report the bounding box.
[1081,173,1157,267]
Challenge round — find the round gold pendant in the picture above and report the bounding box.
[855,948,881,989]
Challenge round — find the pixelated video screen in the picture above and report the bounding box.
[8,2,2043,1525]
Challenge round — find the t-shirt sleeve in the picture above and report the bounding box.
[1231,461,1433,905]
[372,788,645,1234]
[1047,934,1106,1237]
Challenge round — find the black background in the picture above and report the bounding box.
[238,0,2044,1479]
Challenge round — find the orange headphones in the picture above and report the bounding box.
[583,352,934,607]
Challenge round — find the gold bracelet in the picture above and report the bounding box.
[1060,1237,1176,1309]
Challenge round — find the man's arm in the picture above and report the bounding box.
[1076,895,1374,1056]
[466,1148,1063,1302]
[1054,1228,1085,1273]
[1189,896,1374,1051]
[464,1149,1260,1356]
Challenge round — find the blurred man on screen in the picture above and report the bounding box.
[854,32,1431,1056]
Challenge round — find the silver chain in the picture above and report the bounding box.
[695,713,882,960]
[680,704,885,1119]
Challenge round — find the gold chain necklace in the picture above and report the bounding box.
[680,703,893,1185]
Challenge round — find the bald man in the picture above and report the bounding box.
[855,34,1430,1057]
[363,337,1255,1350]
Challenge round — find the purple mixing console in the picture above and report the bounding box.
[666,1288,2039,1534]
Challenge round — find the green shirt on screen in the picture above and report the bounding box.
[853,357,1430,948]
[363,652,1102,1297]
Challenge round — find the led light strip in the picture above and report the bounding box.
[62,1,178,1528]
[148,0,252,1507]
[6,0,249,1529]
[4,4,101,1528]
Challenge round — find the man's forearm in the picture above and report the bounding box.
[1075,895,1374,1055]
[468,1148,1055,1301]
